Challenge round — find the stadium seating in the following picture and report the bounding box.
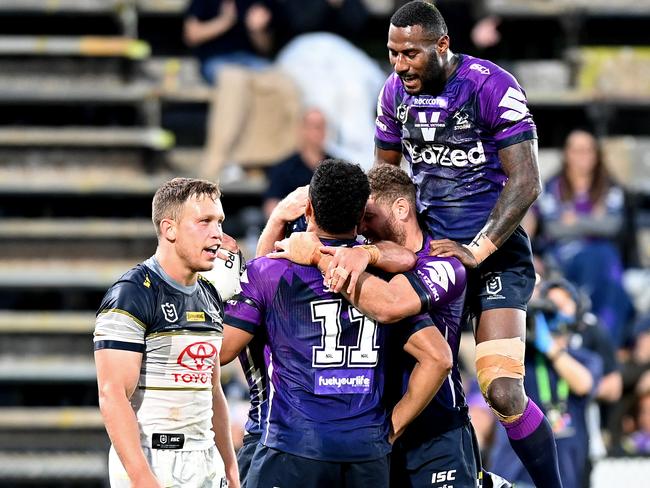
[0,0,649,485]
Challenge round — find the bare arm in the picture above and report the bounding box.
[485,139,542,247]
[548,343,594,397]
[430,139,541,267]
[596,371,623,403]
[317,253,421,323]
[374,147,402,167]
[257,186,309,257]
[320,242,416,294]
[390,327,452,442]
[211,359,239,488]
[245,3,273,55]
[220,324,254,365]
[184,1,238,47]
[95,349,161,487]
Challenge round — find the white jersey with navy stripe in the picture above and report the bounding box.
[94,256,224,451]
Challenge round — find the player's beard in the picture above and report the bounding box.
[420,52,447,96]
[385,214,407,247]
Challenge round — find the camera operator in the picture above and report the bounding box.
[488,278,604,488]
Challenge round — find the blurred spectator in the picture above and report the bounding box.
[528,129,635,344]
[274,0,369,46]
[610,317,650,450]
[489,279,603,488]
[620,390,650,455]
[263,108,329,218]
[184,0,274,84]
[276,32,385,170]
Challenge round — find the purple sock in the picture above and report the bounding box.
[503,397,544,440]
[502,398,563,488]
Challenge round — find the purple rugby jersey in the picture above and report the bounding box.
[402,234,469,444]
[375,54,537,242]
[387,234,469,454]
[224,238,432,462]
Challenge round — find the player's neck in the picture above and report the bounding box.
[403,222,424,253]
[154,248,198,287]
[444,51,460,80]
[306,221,356,240]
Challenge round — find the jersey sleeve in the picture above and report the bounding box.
[94,279,153,353]
[224,257,275,334]
[403,256,466,313]
[401,312,436,340]
[374,74,403,151]
[478,68,537,150]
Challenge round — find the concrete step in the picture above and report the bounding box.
[0,36,149,59]
[0,311,95,334]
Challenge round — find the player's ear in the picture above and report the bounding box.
[393,197,409,221]
[437,34,450,55]
[305,199,314,226]
[160,218,177,241]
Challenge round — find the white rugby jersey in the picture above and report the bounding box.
[94,256,224,450]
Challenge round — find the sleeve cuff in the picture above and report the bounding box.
[403,271,431,314]
[94,340,145,353]
[495,129,537,150]
[224,315,258,335]
[375,137,403,152]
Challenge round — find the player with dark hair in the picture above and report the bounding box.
[281,164,510,487]
[94,178,238,487]
[220,159,444,488]
[374,2,562,487]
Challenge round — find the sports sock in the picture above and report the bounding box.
[502,398,563,488]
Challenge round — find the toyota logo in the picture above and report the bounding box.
[177,342,217,371]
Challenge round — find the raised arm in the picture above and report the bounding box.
[390,326,452,443]
[256,186,309,257]
[184,0,237,47]
[374,146,402,167]
[95,349,160,487]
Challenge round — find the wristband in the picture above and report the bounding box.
[360,245,381,266]
[463,231,497,264]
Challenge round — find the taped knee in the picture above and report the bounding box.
[475,338,525,422]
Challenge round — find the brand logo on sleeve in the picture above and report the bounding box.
[470,63,490,75]
[422,261,457,293]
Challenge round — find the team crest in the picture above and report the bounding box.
[396,103,409,124]
[161,302,178,323]
[486,275,503,295]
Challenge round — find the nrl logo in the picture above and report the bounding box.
[396,103,409,124]
[161,302,178,323]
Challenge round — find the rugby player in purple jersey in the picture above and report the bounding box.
[373,2,562,487]
[220,159,445,488]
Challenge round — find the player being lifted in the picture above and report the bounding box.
[220,159,446,488]
[94,178,238,488]
[374,2,562,487]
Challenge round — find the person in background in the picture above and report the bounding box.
[273,0,368,47]
[489,278,603,488]
[528,129,635,345]
[263,108,329,218]
[184,0,274,84]
[620,389,650,455]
